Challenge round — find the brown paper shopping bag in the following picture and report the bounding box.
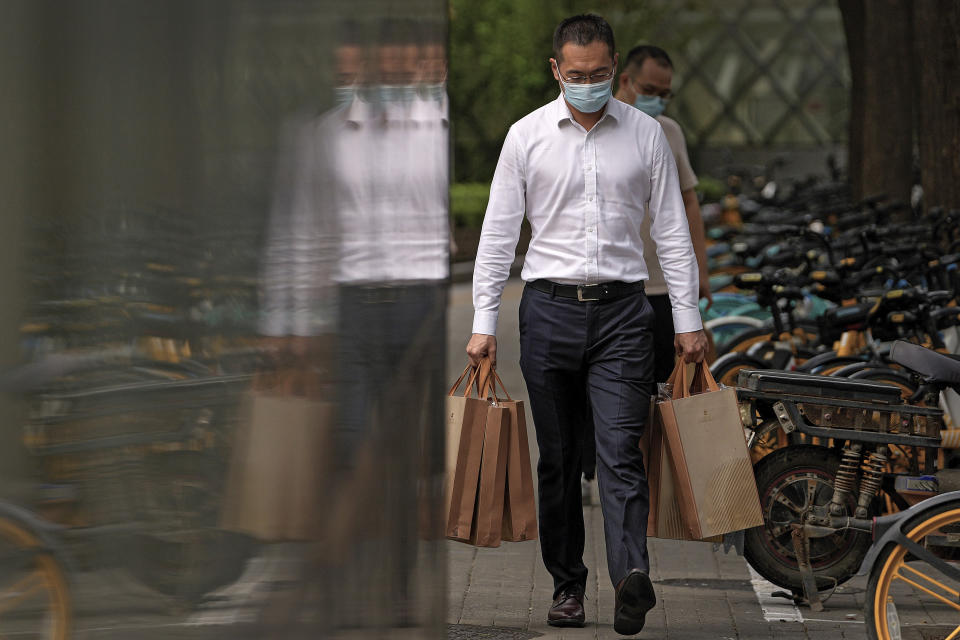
[485,369,538,543]
[445,361,489,541]
[657,361,764,540]
[642,395,695,540]
[471,399,510,547]
[221,367,333,541]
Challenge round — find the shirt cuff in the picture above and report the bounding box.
[472,310,498,336]
[672,307,703,334]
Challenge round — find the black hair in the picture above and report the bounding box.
[624,44,673,71]
[379,17,418,46]
[552,14,615,61]
[339,18,364,47]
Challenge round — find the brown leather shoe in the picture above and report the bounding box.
[547,587,585,627]
[614,569,656,635]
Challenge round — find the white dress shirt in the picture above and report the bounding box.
[472,93,702,336]
[260,93,450,337]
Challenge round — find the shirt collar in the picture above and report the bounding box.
[343,96,378,125]
[552,92,620,128]
[409,94,449,124]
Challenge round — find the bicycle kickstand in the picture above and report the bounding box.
[791,526,824,612]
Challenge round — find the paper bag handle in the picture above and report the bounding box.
[447,363,474,396]
[486,368,514,403]
[448,358,497,399]
[666,359,720,400]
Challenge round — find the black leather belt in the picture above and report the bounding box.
[527,279,645,302]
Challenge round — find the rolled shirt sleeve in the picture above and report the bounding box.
[647,126,703,333]
[472,126,526,336]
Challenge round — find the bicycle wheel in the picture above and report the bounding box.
[744,445,872,592]
[716,326,773,357]
[849,367,918,401]
[865,499,960,640]
[705,315,766,349]
[0,514,70,640]
[710,352,767,388]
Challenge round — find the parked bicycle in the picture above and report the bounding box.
[737,341,960,610]
[0,350,256,639]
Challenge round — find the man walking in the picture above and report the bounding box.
[466,14,707,636]
[615,44,711,382]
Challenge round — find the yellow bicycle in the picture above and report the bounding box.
[863,492,960,640]
[0,505,71,640]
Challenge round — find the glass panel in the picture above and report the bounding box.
[2,2,449,638]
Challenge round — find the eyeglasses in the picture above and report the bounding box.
[633,80,673,101]
[555,64,616,85]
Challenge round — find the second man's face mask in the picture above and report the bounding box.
[632,93,666,118]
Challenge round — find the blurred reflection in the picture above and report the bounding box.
[243,17,449,638]
[0,4,447,640]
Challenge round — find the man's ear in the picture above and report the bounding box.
[549,57,560,81]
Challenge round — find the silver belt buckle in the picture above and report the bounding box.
[577,285,601,302]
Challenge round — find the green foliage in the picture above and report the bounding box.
[449,0,685,182]
[450,182,491,229]
[696,175,727,204]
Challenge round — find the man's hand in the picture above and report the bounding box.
[466,333,497,367]
[674,330,708,363]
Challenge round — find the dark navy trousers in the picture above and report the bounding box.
[518,284,655,599]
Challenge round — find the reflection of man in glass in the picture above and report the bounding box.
[260,17,449,634]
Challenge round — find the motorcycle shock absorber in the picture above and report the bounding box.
[830,443,862,516]
[855,446,887,519]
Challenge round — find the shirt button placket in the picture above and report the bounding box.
[584,135,599,283]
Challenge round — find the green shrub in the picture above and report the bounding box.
[696,176,727,204]
[450,182,490,229]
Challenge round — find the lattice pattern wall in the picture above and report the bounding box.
[648,0,849,148]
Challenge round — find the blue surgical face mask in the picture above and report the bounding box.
[633,94,666,118]
[378,84,418,104]
[556,68,612,114]
[334,85,356,108]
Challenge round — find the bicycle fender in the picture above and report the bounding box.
[856,490,960,576]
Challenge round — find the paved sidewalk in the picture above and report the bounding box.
[446,508,867,639]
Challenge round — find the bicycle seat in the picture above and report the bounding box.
[889,340,960,386]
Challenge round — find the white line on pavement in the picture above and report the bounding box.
[748,565,804,622]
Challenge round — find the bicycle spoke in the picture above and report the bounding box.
[775,493,804,515]
[894,569,960,613]
[899,562,960,598]
[0,569,48,615]
[805,478,818,510]
[944,623,960,640]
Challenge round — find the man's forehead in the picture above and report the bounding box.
[558,41,613,66]
[635,58,673,84]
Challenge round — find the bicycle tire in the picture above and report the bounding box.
[710,352,767,388]
[744,445,873,592]
[0,513,71,640]
[864,499,960,640]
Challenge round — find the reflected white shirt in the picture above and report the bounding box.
[260,94,450,337]
[472,94,701,336]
